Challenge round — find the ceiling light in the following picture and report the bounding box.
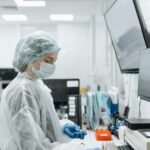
[2,14,28,21]
[50,14,74,21]
[14,0,46,7]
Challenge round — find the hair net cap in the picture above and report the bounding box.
[13,31,61,72]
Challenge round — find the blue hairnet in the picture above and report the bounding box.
[13,31,61,72]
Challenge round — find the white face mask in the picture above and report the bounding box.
[32,62,56,79]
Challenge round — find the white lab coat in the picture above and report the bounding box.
[0,72,86,150]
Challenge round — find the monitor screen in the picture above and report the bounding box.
[43,79,80,102]
[138,48,150,102]
[104,0,149,73]
[0,68,17,80]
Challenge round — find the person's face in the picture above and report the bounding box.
[32,51,58,70]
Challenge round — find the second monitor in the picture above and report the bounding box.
[138,48,150,102]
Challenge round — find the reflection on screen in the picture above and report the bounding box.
[105,0,147,71]
[138,49,150,101]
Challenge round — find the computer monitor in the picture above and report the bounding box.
[43,79,80,102]
[0,68,17,81]
[43,79,81,126]
[138,48,150,102]
[0,68,18,89]
[104,0,150,73]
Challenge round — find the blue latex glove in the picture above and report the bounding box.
[115,119,125,129]
[79,130,87,139]
[64,123,87,139]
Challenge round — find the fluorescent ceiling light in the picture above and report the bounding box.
[14,0,46,7]
[50,14,74,21]
[2,14,28,21]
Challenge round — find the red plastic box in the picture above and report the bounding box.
[95,129,112,141]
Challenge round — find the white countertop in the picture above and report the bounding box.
[76,130,121,149]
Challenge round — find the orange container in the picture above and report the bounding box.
[95,129,112,141]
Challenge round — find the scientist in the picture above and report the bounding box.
[0,31,91,150]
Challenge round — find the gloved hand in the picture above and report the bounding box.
[63,123,87,139]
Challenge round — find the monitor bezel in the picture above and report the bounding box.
[104,0,150,74]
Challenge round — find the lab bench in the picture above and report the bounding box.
[78,130,123,150]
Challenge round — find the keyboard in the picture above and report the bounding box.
[117,145,133,150]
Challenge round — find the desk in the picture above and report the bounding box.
[78,130,122,149]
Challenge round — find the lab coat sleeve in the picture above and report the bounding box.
[8,86,59,150]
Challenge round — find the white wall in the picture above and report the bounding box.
[0,24,20,68]
[55,23,90,87]
[21,24,57,38]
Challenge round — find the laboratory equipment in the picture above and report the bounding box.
[0,68,17,81]
[68,95,82,127]
[43,79,82,126]
[0,68,17,89]
[125,126,150,150]
[104,0,150,73]
[117,145,133,150]
[125,118,150,130]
